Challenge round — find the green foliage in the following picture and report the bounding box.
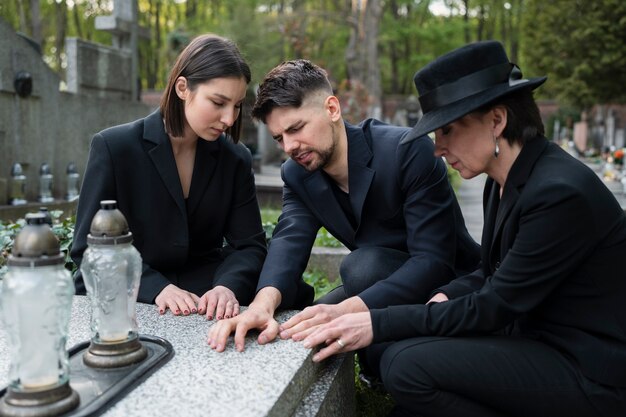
[522,0,626,108]
[261,209,343,248]
[262,221,277,243]
[51,213,77,274]
[0,218,25,280]
[302,269,340,300]
[4,0,624,114]
[314,228,343,248]
[0,211,76,280]
[355,361,395,416]
[447,164,462,192]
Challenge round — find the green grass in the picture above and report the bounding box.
[261,208,343,248]
[355,362,395,416]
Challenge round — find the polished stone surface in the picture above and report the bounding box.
[0,296,353,416]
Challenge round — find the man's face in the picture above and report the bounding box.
[265,98,339,172]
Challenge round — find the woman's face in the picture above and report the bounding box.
[434,111,496,179]
[180,76,247,141]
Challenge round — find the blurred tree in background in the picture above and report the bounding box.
[522,0,626,108]
[1,0,624,113]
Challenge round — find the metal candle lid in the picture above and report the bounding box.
[66,162,78,174]
[87,200,133,245]
[10,163,24,177]
[8,213,64,267]
[40,163,52,175]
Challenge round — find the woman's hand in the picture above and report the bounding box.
[199,285,239,321]
[155,284,200,316]
[301,312,374,362]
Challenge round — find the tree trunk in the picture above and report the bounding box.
[54,0,67,73]
[30,0,42,47]
[510,0,523,63]
[463,0,470,43]
[477,3,485,40]
[345,0,382,117]
[364,0,382,116]
[73,3,83,39]
[345,0,363,84]
[16,0,27,34]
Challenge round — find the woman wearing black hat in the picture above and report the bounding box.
[300,41,626,416]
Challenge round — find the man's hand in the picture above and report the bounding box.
[279,296,368,341]
[155,284,200,315]
[302,312,373,362]
[427,292,449,304]
[207,287,282,352]
[198,285,239,320]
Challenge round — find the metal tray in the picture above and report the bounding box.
[0,334,174,416]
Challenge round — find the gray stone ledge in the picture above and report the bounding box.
[307,246,349,282]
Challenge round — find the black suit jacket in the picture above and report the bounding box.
[258,119,480,309]
[372,136,626,387]
[71,110,267,304]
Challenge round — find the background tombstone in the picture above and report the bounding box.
[606,108,616,148]
[573,111,588,153]
[405,95,421,128]
[95,0,149,101]
[0,16,152,216]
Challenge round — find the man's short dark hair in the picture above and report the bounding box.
[251,60,333,123]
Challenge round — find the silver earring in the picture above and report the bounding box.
[494,135,500,158]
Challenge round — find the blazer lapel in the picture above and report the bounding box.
[186,138,220,216]
[346,123,375,228]
[489,136,550,257]
[303,171,355,244]
[143,111,186,217]
[482,177,499,265]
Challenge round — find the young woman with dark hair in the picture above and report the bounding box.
[72,34,266,321]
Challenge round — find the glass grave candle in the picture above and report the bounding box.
[0,213,79,416]
[80,200,147,368]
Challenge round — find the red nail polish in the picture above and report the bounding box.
[225,315,230,319]
[208,316,213,320]
[217,316,222,320]
[192,309,197,313]
[184,310,189,315]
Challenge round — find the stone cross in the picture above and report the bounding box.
[95,0,149,100]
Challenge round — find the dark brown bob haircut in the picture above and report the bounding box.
[160,34,251,142]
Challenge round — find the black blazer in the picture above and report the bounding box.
[71,110,267,304]
[258,119,480,309]
[372,136,626,388]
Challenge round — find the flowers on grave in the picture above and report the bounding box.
[613,149,624,166]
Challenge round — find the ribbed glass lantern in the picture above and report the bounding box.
[0,213,79,416]
[65,162,80,202]
[80,200,146,368]
[8,163,27,206]
[37,163,54,203]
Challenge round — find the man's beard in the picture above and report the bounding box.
[299,123,338,172]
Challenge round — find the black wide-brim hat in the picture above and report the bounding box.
[402,40,546,143]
